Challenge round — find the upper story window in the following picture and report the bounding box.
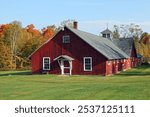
[107,34,110,38]
[43,57,50,70]
[102,34,106,38]
[62,35,70,43]
[84,57,92,71]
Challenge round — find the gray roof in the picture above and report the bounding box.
[101,28,112,34]
[66,26,129,60]
[112,38,134,57]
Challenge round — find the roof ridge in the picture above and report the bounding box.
[66,26,129,59]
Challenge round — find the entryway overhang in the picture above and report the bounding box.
[54,55,74,75]
[54,55,74,61]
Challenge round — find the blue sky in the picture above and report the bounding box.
[0,0,150,34]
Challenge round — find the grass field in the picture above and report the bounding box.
[0,65,150,100]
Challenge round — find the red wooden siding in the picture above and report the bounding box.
[31,27,107,75]
[105,61,113,75]
[130,44,138,68]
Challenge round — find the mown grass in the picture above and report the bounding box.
[0,65,150,100]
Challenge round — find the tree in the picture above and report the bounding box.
[113,23,143,38]
[134,32,150,64]
[140,32,150,44]
[3,21,22,69]
[60,19,76,28]
[26,24,41,36]
[0,41,12,70]
[42,25,55,41]
[112,25,120,38]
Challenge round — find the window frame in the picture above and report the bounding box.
[43,57,50,70]
[107,60,111,65]
[83,57,92,71]
[62,35,70,43]
[113,60,115,64]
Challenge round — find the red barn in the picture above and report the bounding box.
[29,22,139,76]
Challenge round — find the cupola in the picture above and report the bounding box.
[101,28,112,40]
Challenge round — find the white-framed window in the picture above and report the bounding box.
[84,57,92,71]
[62,35,70,43]
[116,60,119,63]
[43,57,50,70]
[113,60,115,64]
[108,60,110,65]
[132,57,135,61]
[121,59,124,62]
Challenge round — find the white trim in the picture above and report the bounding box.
[113,60,115,64]
[83,57,92,71]
[107,60,111,65]
[43,57,50,70]
[54,55,73,75]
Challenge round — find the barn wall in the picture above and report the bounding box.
[105,60,113,75]
[130,45,138,67]
[31,27,108,75]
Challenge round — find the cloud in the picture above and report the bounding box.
[78,20,150,35]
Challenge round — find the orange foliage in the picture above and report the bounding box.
[42,26,55,39]
[140,33,150,44]
[0,24,10,37]
[26,24,41,36]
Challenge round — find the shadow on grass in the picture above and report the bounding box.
[115,64,150,77]
[0,71,32,77]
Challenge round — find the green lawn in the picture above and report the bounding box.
[0,65,150,100]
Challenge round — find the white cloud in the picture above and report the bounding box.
[78,20,150,35]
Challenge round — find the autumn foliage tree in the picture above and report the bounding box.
[134,32,150,64]
[42,25,55,42]
[0,21,56,70]
[26,24,41,36]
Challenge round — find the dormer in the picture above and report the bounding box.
[101,28,112,40]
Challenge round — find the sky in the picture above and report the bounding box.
[0,0,150,35]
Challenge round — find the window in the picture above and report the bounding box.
[43,57,50,70]
[108,60,110,65]
[132,57,135,61]
[102,34,106,38]
[121,59,124,62]
[116,60,119,63]
[113,60,115,64]
[107,34,110,38]
[84,57,92,71]
[63,35,70,43]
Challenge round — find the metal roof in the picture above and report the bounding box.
[112,38,133,57]
[66,26,129,60]
[101,28,112,34]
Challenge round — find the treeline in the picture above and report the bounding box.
[0,21,150,70]
[0,21,56,70]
